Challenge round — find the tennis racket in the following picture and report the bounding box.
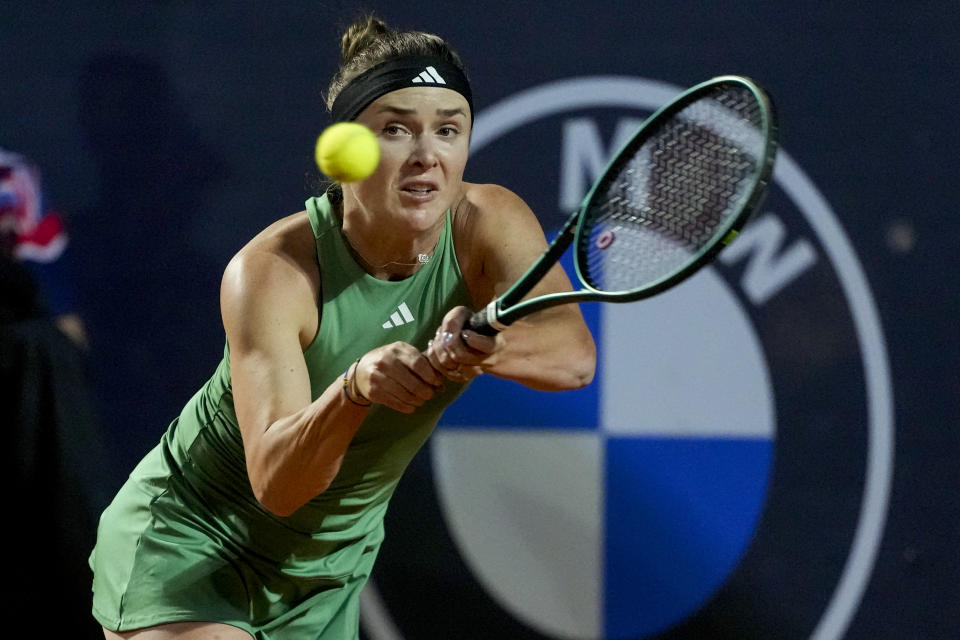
[468,74,778,335]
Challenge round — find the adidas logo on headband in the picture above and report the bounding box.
[412,66,447,85]
[330,58,473,122]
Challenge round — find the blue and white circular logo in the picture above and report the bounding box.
[360,77,894,640]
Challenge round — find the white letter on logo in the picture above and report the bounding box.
[720,212,819,305]
[559,118,642,211]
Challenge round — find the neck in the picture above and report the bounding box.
[341,214,443,281]
[336,188,450,279]
[344,236,433,280]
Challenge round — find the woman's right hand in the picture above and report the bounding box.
[353,342,445,413]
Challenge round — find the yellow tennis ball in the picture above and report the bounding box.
[314,122,380,183]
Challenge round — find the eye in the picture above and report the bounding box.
[382,124,408,136]
[437,126,459,137]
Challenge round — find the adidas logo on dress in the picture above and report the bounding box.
[411,66,446,85]
[382,302,415,329]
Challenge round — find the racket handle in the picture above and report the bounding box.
[467,301,505,336]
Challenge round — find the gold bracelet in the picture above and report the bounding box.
[342,356,372,406]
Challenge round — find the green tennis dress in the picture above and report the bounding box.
[90,194,473,638]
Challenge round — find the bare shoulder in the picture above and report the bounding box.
[221,211,320,347]
[225,211,317,290]
[453,183,552,305]
[459,182,534,222]
[453,183,542,246]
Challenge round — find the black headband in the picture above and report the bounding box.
[330,56,473,123]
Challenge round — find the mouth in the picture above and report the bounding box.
[400,181,439,196]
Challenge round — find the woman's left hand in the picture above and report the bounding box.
[426,306,497,383]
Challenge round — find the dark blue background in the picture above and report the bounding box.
[3,2,957,637]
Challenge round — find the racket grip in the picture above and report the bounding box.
[467,302,503,336]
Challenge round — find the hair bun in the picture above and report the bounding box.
[341,15,391,62]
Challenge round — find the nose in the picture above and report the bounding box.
[408,134,439,168]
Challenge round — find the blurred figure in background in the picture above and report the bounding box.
[0,148,86,344]
[0,148,106,639]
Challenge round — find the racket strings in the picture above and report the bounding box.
[579,86,766,293]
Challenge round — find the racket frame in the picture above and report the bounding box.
[474,75,778,333]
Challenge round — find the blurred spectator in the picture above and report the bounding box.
[1,148,106,638]
[0,148,87,346]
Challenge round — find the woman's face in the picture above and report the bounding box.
[346,86,471,234]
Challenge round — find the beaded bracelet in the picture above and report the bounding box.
[342,356,372,406]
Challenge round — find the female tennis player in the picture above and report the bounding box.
[89,14,595,640]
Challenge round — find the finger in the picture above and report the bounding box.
[439,330,461,367]
[362,346,436,407]
[425,345,466,383]
[450,363,483,382]
[411,352,445,388]
[371,374,433,409]
[384,365,438,403]
[425,344,444,374]
[424,341,451,380]
[428,330,458,369]
[389,349,444,400]
[440,329,490,368]
[460,329,496,355]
